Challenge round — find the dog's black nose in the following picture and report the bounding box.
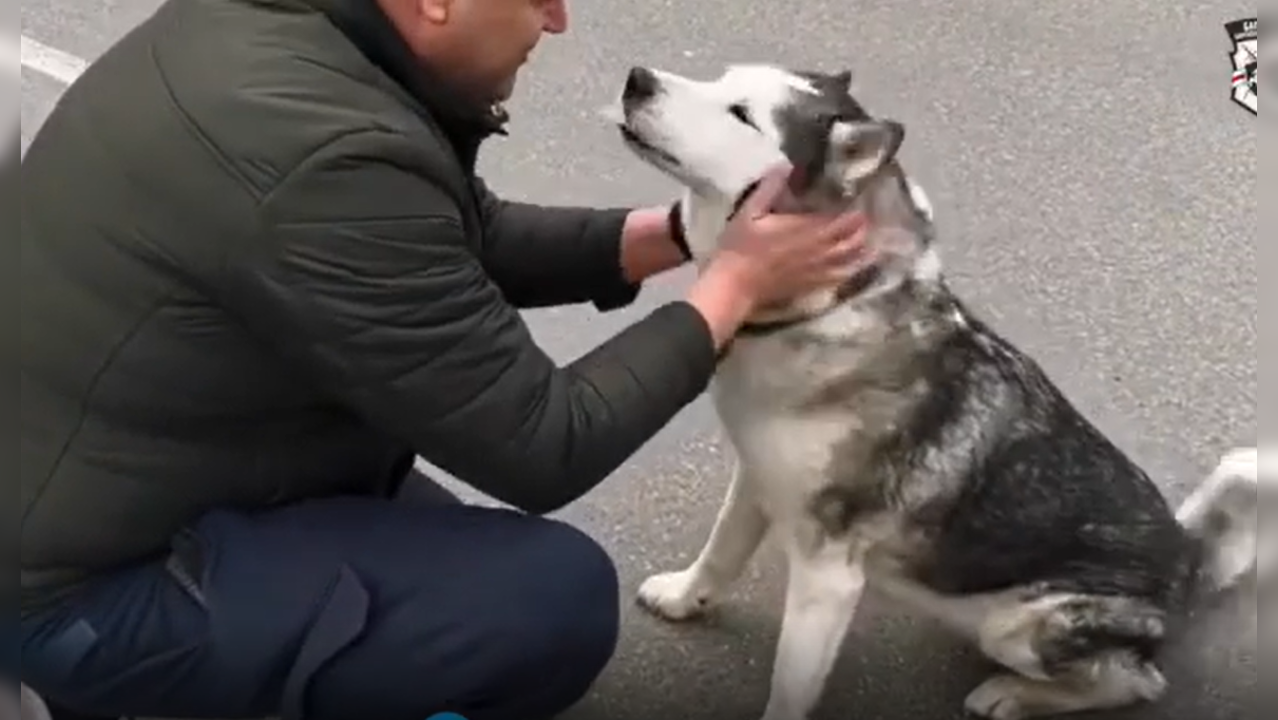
[623,66,659,105]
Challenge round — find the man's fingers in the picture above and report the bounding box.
[817,211,869,243]
[824,245,879,280]
[739,163,795,218]
[823,234,872,265]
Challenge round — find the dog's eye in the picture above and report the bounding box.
[728,103,757,128]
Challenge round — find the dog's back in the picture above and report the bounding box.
[804,303,1200,608]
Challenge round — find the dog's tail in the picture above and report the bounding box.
[1175,446,1267,594]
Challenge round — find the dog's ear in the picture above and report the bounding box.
[827,70,853,92]
[780,112,837,195]
[804,70,852,94]
[827,119,904,185]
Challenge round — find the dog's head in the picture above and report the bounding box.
[610,64,906,210]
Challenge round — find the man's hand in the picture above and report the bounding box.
[619,204,692,284]
[684,164,873,349]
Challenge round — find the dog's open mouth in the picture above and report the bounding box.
[619,126,682,167]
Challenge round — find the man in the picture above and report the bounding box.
[14,1,871,718]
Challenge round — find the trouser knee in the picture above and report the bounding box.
[486,520,620,718]
[460,521,618,716]
[305,516,621,720]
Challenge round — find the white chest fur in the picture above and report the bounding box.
[710,332,869,518]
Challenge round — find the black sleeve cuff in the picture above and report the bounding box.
[667,201,693,261]
[590,207,644,312]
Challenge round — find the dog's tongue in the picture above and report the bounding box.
[783,167,812,202]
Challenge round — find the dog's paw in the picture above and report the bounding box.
[758,707,807,720]
[964,675,1030,720]
[636,569,715,621]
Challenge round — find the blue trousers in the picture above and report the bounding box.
[18,479,620,720]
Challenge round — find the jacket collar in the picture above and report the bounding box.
[285,0,510,147]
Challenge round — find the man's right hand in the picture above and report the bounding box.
[685,163,874,349]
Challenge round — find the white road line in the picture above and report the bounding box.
[18,35,88,86]
[0,33,17,78]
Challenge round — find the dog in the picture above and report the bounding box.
[12,684,52,720]
[604,64,1264,720]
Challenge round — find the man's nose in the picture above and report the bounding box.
[542,0,568,34]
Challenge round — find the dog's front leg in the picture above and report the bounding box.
[638,460,770,620]
[761,539,866,720]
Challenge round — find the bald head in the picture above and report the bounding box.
[376,0,569,105]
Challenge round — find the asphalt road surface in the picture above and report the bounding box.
[19,1,1258,719]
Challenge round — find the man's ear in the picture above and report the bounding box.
[419,0,452,24]
[828,119,905,185]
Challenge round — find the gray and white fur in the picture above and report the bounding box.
[14,684,52,720]
[606,64,1265,720]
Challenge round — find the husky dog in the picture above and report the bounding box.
[13,684,52,720]
[607,64,1264,720]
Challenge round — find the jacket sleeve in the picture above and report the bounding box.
[473,177,642,311]
[222,132,718,514]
